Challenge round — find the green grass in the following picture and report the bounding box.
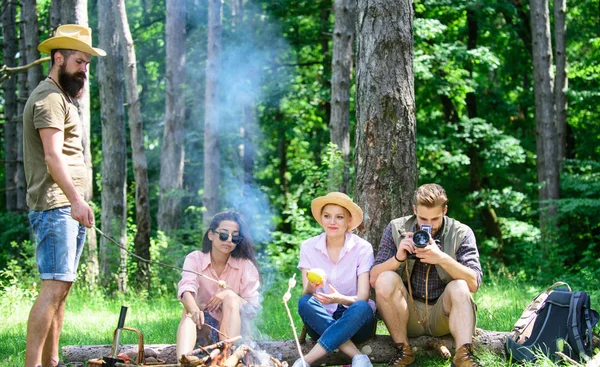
[0,274,596,366]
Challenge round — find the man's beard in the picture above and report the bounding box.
[58,64,87,99]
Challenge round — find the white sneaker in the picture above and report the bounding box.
[351,354,372,367]
[292,358,310,367]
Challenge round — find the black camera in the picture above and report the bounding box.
[412,224,432,248]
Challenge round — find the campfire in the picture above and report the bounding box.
[179,336,287,367]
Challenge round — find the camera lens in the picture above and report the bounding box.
[413,230,430,248]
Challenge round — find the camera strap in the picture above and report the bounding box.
[406,263,433,325]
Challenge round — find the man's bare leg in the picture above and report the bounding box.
[442,280,475,348]
[41,299,67,367]
[25,280,72,367]
[374,271,410,345]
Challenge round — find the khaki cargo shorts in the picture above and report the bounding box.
[406,293,477,337]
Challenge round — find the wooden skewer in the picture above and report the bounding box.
[186,335,242,357]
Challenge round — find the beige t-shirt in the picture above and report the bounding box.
[23,79,87,211]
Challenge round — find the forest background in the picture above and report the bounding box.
[0,0,599,363]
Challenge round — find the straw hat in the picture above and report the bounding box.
[311,192,364,231]
[38,24,106,56]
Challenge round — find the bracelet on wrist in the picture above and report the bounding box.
[394,253,404,263]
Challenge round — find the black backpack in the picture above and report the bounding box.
[505,286,599,363]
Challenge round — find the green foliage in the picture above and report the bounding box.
[0,212,30,272]
[266,143,344,274]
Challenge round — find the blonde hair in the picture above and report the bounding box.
[414,184,448,208]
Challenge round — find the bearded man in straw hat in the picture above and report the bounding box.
[23,24,105,367]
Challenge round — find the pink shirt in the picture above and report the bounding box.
[178,251,261,322]
[298,233,376,315]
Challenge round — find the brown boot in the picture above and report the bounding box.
[388,343,415,367]
[452,343,481,367]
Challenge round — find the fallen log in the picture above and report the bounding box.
[62,329,598,365]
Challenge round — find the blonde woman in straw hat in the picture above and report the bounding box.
[23,24,105,367]
[294,192,376,367]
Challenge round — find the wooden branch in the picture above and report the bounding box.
[224,345,248,367]
[0,56,50,84]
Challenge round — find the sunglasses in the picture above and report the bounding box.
[213,230,243,245]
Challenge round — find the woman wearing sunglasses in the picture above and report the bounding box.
[176,211,260,358]
[294,192,376,367]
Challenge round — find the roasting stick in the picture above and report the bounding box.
[283,274,306,366]
[204,322,233,341]
[94,225,247,302]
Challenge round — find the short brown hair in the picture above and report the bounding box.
[50,49,75,66]
[414,184,448,208]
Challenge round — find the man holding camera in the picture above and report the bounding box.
[370,184,482,367]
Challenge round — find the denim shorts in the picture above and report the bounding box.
[29,206,86,282]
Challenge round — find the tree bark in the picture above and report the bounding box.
[2,0,18,211]
[16,13,28,212]
[554,0,567,164]
[49,0,61,30]
[202,0,223,225]
[62,329,520,365]
[97,0,128,293]
[58,0,100,284]
[159,0,186,232]
[22,0,44,93]
[329,0,355,194]
[115,0,152,291]
[465,8,504,251]
[530,0,559,247]
[355,0,418,249]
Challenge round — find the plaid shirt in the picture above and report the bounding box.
[374,219,482,302]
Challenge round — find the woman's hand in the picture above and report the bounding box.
[314,284,347,305]
[204,289,236,312]
[186,306,205,328]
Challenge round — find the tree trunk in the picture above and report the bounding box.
[530,0,559,247]
[58,0,99,284]
[97,0,128,293]
[159,0,186,232]
[355,0,418,249]
[62,329,524,365]
[329,0,355,194]
[16,13,28,212]
[465,8,504,251]
[554,0,567,164]
[202,0,223,225]
[49,0,61,30]
[242,105,255,191]
[22,0,44,92]
[116,0,152,291]
[2,0,18,211]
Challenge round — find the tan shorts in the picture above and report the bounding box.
[406,293,477,337]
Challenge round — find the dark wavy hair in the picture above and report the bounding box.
[201,211,260,271]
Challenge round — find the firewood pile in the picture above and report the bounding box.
[179,337,288,367]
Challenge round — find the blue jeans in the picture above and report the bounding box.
[29,206,86,282]
[298,294,375,354]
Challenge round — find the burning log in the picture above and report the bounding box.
[223,345,248,367]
